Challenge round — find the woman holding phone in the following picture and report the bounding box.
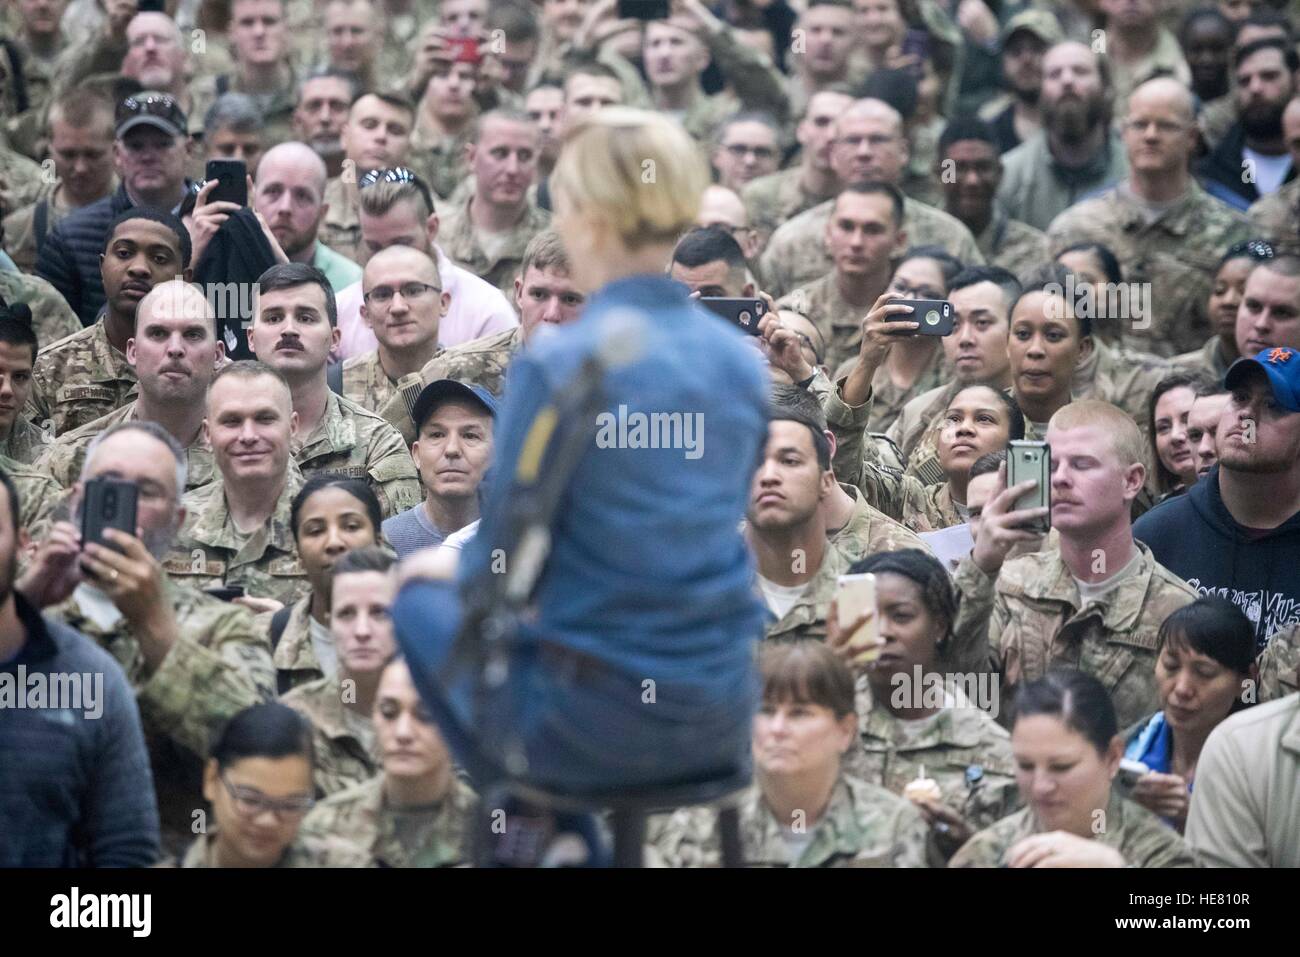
[828,548,1020,864]
[949,670,1198,868]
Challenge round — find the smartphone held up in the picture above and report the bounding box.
[1007,440,1051,532]
[836,573,883,668]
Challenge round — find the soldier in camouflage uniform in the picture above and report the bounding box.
[830,484,932,563]
[0,451,61,535]
[1247,172,1300,254]
[0,260,83,347]
[26,315,139,439]
[1258,623,1300,702]
[950,789,1198,867]
[281,672,382,796]
[177,829,370,867]
[437,173,552,296]
[777,271,875,378]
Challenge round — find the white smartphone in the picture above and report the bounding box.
[836,573,881,663]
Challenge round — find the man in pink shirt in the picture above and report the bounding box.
[333,168,517,358]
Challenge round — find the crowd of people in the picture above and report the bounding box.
[0,0,1299,869]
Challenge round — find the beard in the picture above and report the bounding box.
[1044,92,1106,144]
[1240,100,1286,140]
[141,515,181,561]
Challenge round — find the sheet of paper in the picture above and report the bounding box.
[919,523,973,575]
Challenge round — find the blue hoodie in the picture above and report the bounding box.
[1133,466,1300,650]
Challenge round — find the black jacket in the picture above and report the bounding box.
[1133,465,1300,649]
[194,206,278,360]
[1195,119,1297,210]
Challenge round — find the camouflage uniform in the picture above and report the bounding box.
[830,483,931,564]
[1258,624,1300,703]
[676,24,790,143]
[294,391,421,519]
[762,539,849,642]
[0,451,61,534]
[759,196,984,299]
[436,194,552,297]
[776,273,874,375]
[1045,182,1251,356]
[844,678,1021,861]
[3,182,66,274]
[1246,178,1300,255]
[270,596,326,693]
[379,326,520,443]
[1172,336,1233,381]
[949,790,1197,868]
[1197,93,1237,153]
[0,268,83,352]
[188,70,298,152]
[341,349,402,414]
[862,342,951,435]
[177,829,371,868]
[901,480,966,534]
[37,400,216,491]
[49,580,275,849]
[166,470,310,606]
[948,541,1198,729]
[1107,27,1192,120]
[886,379,961,475]
[26,320,138,437]
[742,167,835,249]
[974,207,1050,279]
[0,415,51,466]
[320,176,363,266]
[647,775,931,867]
[296,773,477,867]
[281,673,382,797]
[409,126,473,202]
[0,146,46,220]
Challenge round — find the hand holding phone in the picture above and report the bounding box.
[835,573,883,668]
[700,297,767,336]
[884,298,953,336]
[205,159,248,207]
[1006,440,1051,532]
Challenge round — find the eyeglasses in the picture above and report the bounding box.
[358,166,435,214]
[220,773,315,820]
[363,281,441,305]
[793,331,823,365]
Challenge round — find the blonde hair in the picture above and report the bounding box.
[549,107,709,250]
[1048,400,1145,469]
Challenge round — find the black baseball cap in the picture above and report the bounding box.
[410,379,498,434]
[116,91,187,139]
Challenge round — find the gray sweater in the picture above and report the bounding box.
[0,593,160,866]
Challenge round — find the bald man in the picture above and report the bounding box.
[342,245,450,412]
[254,141,361,292]
[1047,77,1250,357]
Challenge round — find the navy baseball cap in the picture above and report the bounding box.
[1224,346,1300,413]
[410,379,498,433]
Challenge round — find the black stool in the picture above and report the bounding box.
[477,769,752,868]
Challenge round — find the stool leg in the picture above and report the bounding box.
[611,810,646,868]
[718,806,743,868]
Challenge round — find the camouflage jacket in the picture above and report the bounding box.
[843,679,1021,842]
[829,483,931,564]
[437,194,552,297]
[0,146,45,219]
[1246,177,1300,255]
[901,480,966,534]
[167,470,310,606]
[281,673,382,798]
[0,268,83,356]
[294,391,422,520]
[949,790,1197,868]
[887,379,961,482]
[271,595,326,693]
[1258,623,1300,702]
[1045,181,1251,356]
[1108,28,1191,121]
[27,319,138,437]
[861,341,951,435]
[974,206,1050,280]
[50,579,275,844]
[320,176,363,267]
[178,829,371,868]
[648,775,931,867]
[761,539,849,642]
[742,166,834,246]
[409,125,473,202]
[341,349,402,415]
[4,182,71,274]
[297,774,477,867]
[776,272,875,375]
[38,400,216,491]
[678,23,790,140]
[379,326,521,443]
[758,196,984,299]
[0,450,61,534]
[0,415,51,465]
[1172,335,1233,382]
[949,541,1198,729]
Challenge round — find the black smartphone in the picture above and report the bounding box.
[901,28,930,77]
[137,0,166,12]
[204,585,246,602]
[80,478,139,555]
[205,159,247,207]
[1007,440,1051,532]
[886,298,954,336]
[618,0,669,20]
[700,297,767,336]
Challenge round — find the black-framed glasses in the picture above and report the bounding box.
[363,281,441,305]
[358,166,435,214]
[220,773,315,820]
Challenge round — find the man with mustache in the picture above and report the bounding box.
[37,280,223,492]
[247,263,421,519]
[17,420,276,855]
[28,207,192,437]
[997,42,1128,233]
[1198,39,1298,210]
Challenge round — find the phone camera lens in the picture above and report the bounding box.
[739,311,751,323]
[925,309,940,325]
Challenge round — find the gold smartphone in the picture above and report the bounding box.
[836,573,881,665]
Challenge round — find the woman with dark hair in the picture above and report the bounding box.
[272,474,385,693]
[650,640,930,867]
[828,549,1019,863]
[950,670,1197,867]
[1148,370,1213,500]
[1173,239,1276,379]
[184,702,366,867]
[1124,598,1256,832]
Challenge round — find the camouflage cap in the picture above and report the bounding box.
[1001,9,1065,46]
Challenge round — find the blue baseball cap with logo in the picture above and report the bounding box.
[410,379,499,434]
[1224,346,1300,413]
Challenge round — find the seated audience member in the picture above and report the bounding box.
[1174,240,1276,380]
[649,640,931,868]
[182,703,367,867]
[952,400,1197,729]
[0,316,50,466]
[383,380,496,558]
[273,476,385,693]
[949,670,1198,868]
[1124,597,1257,833]
[827,549,1020,865]
[282,546,398,796]
[296,656,477,866]
[0,469,160,867]
[1185,382,1232,482]
[1148,371,1212,502]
